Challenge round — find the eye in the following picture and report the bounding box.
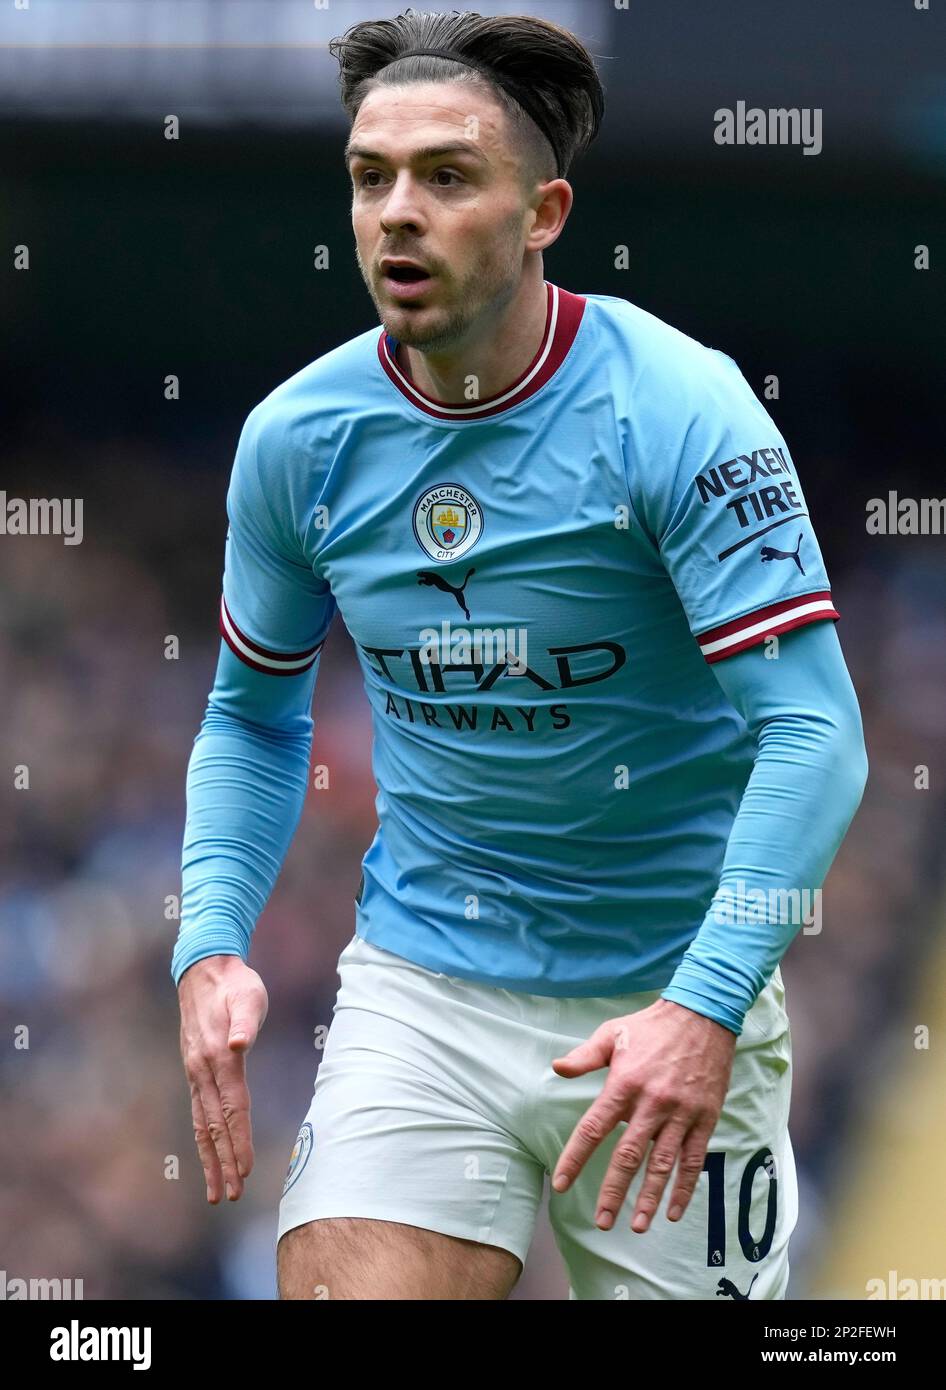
[355,167,462,190]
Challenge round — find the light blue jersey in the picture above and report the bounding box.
[184,281,841,1005]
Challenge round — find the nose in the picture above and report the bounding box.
[379,171,426,236]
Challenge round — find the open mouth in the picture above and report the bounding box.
[385,265,429,283]
[381,264,436,301]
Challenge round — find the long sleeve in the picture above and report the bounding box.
[171,399,336,986]
[660,618,868,1033]
[617,343,867,1032]
[171,642,323,985]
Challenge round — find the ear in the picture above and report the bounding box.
[525,178,573,254]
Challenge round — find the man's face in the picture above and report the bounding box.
[346,81,537,352]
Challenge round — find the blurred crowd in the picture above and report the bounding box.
[1,440,943,1300]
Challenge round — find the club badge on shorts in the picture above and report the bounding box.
[282,1122,314,1195]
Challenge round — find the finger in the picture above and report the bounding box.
[551,1023,617,1078]
[194,1062,244,1200]
[190,1084,224,1204]
[592,1110,665,1230]
[227,987,267,1052]
[213,1049,256,1182]
[629,1120,689,1233]
[665,1121,715,1223]
[551,1087,631,1193]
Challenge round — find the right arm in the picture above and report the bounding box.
[174,403,336,1204]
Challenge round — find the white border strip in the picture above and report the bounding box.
[220,595,319,671]
[698,598,836,657]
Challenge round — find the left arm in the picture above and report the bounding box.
[551,618,868,1232]
[662,616,868,1033]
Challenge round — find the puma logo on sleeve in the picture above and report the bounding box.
[760,533,804,575]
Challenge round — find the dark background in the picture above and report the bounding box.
[1,0,944,1299]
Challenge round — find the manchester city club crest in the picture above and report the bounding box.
[412,483,483,563]
[282,1122,313,1195]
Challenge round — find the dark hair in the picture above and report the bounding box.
[328,7,605,185]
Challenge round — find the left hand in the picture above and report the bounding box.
[550,999,737,1233]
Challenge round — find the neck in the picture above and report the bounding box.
[396,270,549,406]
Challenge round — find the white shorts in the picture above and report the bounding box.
[277,934,798,1300]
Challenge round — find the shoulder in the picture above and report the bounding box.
[239,324,382,463]
[579,290,764,428]
[226,325,381,536]
[577,293,784,534]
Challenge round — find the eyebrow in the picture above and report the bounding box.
[344,141,489,168]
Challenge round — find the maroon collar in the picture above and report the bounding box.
[377,281,586,421]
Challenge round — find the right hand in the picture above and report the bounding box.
[177,955,268,1204]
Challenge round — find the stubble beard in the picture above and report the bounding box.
[356,223,524,355]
